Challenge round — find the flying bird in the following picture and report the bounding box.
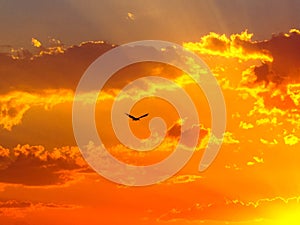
[125,113,149,121]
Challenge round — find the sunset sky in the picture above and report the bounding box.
[1,0,300,224]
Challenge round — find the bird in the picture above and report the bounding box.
[125,113,149,121]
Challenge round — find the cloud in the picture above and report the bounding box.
[0,146,9,157]
[239,121,254,130]
[236,76,297,123]
[1,29,300,225]
[31,38,42,48]
[0,40,114,93]
[163,174,203,185]
[0,88,119,130]
[252,29,300,84]
[104,121,209,166]
[158,196,300,222]
[284,134,300,146]
[0,40,198,133]
[0,200,78,209]
[287,83,300,106]
[183,30,273,62]
[260,138,278,145]
[9,48,33,60]
[0,89,73,130]
[246,156,264,166]
[0,199,79,218]
[2,29,298,97]
[182,30,300,140]
[126,12,135,21]
[0,144,89,186]
[222,132,239,144]
[184,29,300,120]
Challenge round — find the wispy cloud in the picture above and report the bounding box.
[0,199,80,218]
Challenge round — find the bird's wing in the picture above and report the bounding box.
[125,113,137,120]
[138,113,149,119]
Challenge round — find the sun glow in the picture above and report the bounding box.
[268,209,300,225]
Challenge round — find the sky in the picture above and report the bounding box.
[1,0,300,225]
[1,0,300,48]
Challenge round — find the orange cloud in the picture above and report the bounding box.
[0,146,9,157]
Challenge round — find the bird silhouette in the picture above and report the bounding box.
[125,113,149,121]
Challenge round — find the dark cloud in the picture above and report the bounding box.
[0,145,90,186]
[253,63,270,83]
[166,122,181,138]
[0,40,185,95]
[254,30,300,84]
[0,41,114,94]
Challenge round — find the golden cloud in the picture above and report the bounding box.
[239,121,254,129]
[287,83,300,106]
[284,134,300,146]
[247,156,264,166]
[0,89,73,130]
[31,38,42,48]
[183,31,273,62]
[222,132,240,144]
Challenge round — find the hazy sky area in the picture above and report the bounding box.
[1,0,300,49]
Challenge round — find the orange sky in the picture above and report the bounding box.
[0,29,300,225]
